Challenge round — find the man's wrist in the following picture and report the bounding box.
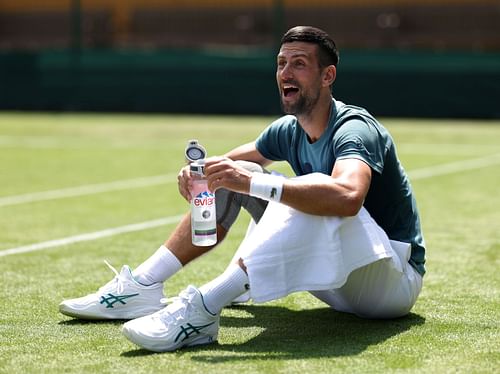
[249,172,285,202]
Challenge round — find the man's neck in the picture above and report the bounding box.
[297,95,333,143]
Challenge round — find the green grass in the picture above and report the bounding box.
[0,112,499,373]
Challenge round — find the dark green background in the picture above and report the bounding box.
[1,48,499,118]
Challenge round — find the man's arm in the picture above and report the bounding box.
[224,141,272,167]
[205,156,371,217]
[280,158,372,216]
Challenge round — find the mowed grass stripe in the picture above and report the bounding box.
[1,153,499,258]
[408,152,500,180]
[0,174,176,207]
[2,150,500,208]
[0,215,184,257]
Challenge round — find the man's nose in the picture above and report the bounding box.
[278,63,292,81]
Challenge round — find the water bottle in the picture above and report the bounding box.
[190,160,217,246]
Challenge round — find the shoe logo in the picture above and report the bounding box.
[99,293,139,308]
[174,322,215,343]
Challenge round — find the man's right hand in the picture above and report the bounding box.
[177,164,193,202]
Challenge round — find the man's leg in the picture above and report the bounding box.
[310,250,423,319]
[132,160,268,284]
[122,192,425,351]
[120,210,255,352]
[132,215,228,286]
[121,259,250,352]
[198,258,249,314]
[59,161,267,320]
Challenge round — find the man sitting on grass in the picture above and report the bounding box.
[60,25,426,352]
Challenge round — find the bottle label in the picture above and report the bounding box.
[193,227,217,236]
[193,191,216,208]
[191,189,216,222]
[192,190,217,237]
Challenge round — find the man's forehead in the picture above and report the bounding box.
[278,42,317,58]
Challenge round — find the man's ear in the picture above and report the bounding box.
[322,65,336,87]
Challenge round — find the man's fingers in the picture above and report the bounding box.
[177,165,193,201]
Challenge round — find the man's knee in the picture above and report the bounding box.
[234,160,265,174]
[215,161,268,230]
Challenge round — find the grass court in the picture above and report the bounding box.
[0,112,499,373]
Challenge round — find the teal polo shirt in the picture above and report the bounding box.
[255,99,426,276]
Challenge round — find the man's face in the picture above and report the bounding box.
[276,42,324,116]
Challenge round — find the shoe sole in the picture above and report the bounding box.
[122,326,217,352]
[59,304,111,320]
[59,303,163,320]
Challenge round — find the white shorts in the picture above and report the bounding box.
[231,173,423,319]
[310,240,423,319]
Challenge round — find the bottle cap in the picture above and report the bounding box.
[190,159,205,176]
[185,140,206,163]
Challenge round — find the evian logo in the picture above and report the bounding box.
[193,191,215,207]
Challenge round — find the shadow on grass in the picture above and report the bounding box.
[197,305,425,362]
[120,304,425,361]
[57,318,163,357]
[58,318,125,326]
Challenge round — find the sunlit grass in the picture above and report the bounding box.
[0,112,499,373]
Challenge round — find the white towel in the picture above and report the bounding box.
[234,173,396,303]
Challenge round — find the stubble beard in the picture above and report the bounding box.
[280,89,321,117]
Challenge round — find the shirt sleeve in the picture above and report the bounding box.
[255,116,295,162]
[333,118,385,174]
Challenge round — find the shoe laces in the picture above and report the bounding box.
[156,287,197,325]
[98,260,126,294]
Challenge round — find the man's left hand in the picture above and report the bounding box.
[204,157,253,195]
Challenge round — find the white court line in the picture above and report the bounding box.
[399,143,500,156]
[0,174,176,207]
[0,215,184,257]
[408,153,500,180]
[1,153,500,258]
[1,147,498,208]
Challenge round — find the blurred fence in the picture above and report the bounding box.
[0,0,499,117]
[1,0,500,51]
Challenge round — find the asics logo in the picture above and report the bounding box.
[99,293,139,308]
[174,322,215,343]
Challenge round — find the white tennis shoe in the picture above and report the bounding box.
[59,262,165,320]
[122,285,219,352]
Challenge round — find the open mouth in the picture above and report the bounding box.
[283,84,299,98]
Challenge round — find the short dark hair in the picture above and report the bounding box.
[281,26,339,67]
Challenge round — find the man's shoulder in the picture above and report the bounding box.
[272,114,298,127]
[332,99,388,139]
[334,99,375,124]
[263,115,300,138]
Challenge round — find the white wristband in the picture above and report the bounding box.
[249,172,285,202]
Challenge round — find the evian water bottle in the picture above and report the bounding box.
[190,160,217,246]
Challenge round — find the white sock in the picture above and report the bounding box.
[199,264,249,314]
[132,245,182,286]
